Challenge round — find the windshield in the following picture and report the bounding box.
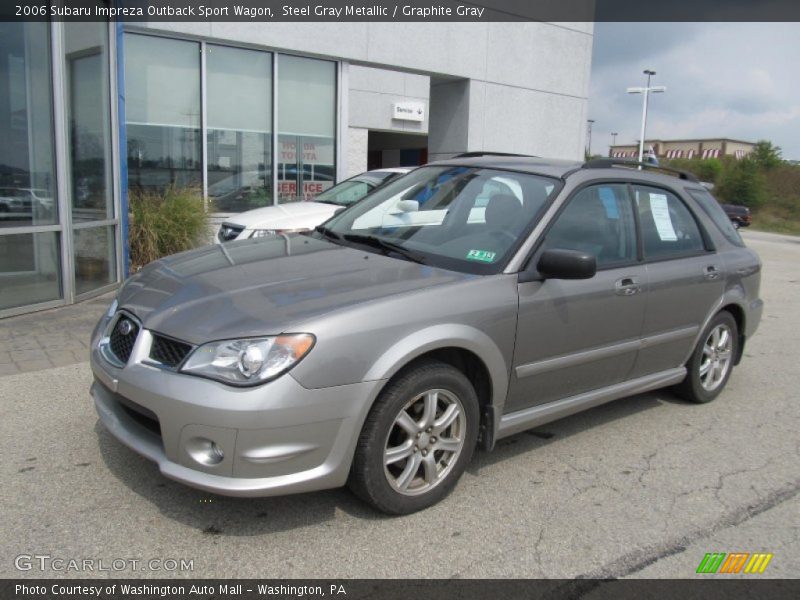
[314,172,397,207]
[318,166,559,274]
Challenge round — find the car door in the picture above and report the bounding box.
[627,184,725,378]
[505,183,647,413]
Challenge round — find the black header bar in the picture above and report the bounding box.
[4,0,800,22]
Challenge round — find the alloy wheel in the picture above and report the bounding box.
[699,323,734,392]
[383,388,466,496]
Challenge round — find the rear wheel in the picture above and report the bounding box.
[348,360,479,514]
[674,311,737,404]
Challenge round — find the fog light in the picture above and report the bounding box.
[187,437,224,466]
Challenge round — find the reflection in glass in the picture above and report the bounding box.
[125,34,201,193]
[277,55,336,203]
[0,22,57,228]
[65,22,113,222]
[206,45,272,213]
[0,232,62,311]
[73,226,116,296]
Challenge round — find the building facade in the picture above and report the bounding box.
[0,20,593,317]
[610,138,756,160]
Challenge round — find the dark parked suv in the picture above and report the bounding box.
[720,203,752,229]
[91,156,763,514]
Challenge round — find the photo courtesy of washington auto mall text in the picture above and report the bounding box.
[2,0,800,599]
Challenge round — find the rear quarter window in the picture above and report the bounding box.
[687,188,745,247]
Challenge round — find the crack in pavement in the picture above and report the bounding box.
[542,479,800,599]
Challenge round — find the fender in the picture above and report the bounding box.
[363,323,511,418]
[683,287,748,366]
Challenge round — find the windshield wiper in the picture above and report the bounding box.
[342,233,427,265]
[314,224,342,241]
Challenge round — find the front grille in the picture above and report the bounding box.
[218,223,244,242]
[108,315,140,364]
[150,334,192,368]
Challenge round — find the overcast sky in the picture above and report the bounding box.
[589,23,800,159]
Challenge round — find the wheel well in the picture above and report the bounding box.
[720,303,746,364]
[392,348,494,449]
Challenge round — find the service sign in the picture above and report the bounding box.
[392,101,425,122]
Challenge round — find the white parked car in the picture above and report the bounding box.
[217,168,411,243]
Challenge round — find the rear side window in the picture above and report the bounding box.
[687,188,745,247]
[633,185,706,261]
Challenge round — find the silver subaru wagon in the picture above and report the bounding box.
[91,156,763,514]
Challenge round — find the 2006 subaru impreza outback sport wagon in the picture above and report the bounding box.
[91,156,763,514]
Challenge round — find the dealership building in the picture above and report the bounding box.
[0,19,593,317]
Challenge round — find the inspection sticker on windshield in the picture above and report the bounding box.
[649,193,678,241]
[466,249,497,263]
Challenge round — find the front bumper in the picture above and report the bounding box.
[90,328,383,497]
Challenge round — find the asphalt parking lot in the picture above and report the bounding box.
[1,229,798,579]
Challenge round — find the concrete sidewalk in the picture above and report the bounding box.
[0,292,113,377]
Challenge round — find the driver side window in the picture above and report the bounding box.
[544,184,637,269]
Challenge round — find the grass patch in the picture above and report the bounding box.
[129,185,210,271]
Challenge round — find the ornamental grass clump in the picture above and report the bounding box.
[128,185,209,271]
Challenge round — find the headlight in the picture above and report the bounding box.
[249,229,277,238]
[180,334,315,386]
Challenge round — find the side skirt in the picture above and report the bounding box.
[495,367,686,440]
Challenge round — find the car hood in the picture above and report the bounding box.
[225,201,341,230]
[118,236,472,345]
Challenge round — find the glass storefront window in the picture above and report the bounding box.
[123,40,336,213]
[0,232,62,311]
[73,226,116,296]
[124,34,201,193]
[0,22,57,229]
[65,22,114,223]
[0,22,63,312]
[277,55,336,203]
[206,45,272,213]
[64,22,117,297]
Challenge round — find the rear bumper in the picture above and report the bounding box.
[91,343,384,497]
[745,297,764,338]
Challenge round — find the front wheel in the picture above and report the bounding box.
[674,311,737,404]
[348,360,479,514]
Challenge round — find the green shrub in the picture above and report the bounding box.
[716,158,766,210]
[751,140,783,170]
[128,185,209,271]
[663,158,723,184]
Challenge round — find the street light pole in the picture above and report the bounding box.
[610,132,618,156]
[627,69,666,164]
[586,119,595,157]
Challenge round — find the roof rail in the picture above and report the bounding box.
[453,151,535,158]
[582,158,699,182]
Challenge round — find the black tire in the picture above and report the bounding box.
[348,360,479,515]
[674,311,738,404]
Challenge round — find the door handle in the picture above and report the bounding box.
[615,277,641,296]
[704,265,722,280]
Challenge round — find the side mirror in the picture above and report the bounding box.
[536,248,596,280]
[395,199,419,213]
